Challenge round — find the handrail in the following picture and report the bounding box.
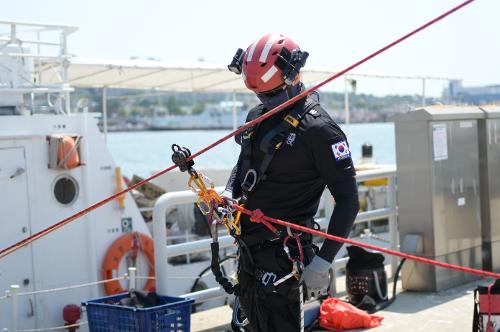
[0,20,74,114]
[0,20,78,33]
[153,166,398,303]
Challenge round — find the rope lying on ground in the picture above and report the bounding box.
[0,0,475,260]
[234,205,500,279]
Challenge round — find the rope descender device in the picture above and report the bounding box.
[171,144,240,295]
[171,144,241,236]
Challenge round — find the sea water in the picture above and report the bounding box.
[107,122,395,178]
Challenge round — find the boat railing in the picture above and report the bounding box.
[153,165,398,304]
[1,271,134,332]
[0,21,78,115]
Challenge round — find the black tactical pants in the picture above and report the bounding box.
[237,237,315,332]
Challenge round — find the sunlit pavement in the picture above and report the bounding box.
[191,276,493,332]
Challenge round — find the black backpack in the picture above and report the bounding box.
[346,246,388,312]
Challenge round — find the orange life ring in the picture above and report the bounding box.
[57,136,80,169]
[102,232,156,295]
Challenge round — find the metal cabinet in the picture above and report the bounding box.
[392,106,483,291]
[479,106,500,272]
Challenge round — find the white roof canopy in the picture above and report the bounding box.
[41,57,336,93]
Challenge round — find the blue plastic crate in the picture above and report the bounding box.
[82,293,194,332]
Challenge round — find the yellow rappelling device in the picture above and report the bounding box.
[171,144,241,236]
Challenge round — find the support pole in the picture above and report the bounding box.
[232,91,237,132]
[128,267,136,291]
[37,31,42,86]
[387,176,399,275]
[421,78,426,107]
[10,285,19,332]
[10,23,16,43]
[102,86,108,143]
[344,77,350,133]
[60,30,71,114]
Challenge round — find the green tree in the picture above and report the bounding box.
[166,96,182,115]
[191,101,206,115]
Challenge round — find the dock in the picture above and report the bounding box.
[191,273,491,332]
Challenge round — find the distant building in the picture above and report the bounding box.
[443,80,500,104]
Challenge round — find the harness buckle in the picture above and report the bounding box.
[241,169,258,192]
[284,115,300,127]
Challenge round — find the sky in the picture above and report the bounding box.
[2,0,499,97]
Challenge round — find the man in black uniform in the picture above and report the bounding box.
[225,34,359,331]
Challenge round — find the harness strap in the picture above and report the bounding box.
[210,241,235,294]
[239,105,266,199]
[239,92,320,200]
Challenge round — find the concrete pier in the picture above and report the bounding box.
[191,276,492,332]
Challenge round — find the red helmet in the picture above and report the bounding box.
[241,34,303,93]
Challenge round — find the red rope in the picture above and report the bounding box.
[234,205,500,280]
[0,0,475,260]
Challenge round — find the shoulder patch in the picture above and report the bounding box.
[331,140,351,161]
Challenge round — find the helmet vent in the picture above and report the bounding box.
[278,39,284,44]
[272,51,279,55]
[260,62,267,67]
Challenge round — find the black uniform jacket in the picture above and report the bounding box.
[226,97,359,262]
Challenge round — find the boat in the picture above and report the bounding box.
[0,21,232,331]
[150,101,247,130]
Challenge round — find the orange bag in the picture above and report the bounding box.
[319,297,384,330]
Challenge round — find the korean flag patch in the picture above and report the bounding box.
[331,140,351,162]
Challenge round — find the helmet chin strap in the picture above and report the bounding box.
[257,82,305,111]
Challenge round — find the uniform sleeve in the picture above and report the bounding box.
[307,119,360,263]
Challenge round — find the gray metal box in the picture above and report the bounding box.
[392,106,483,291]
[478,105,500,272]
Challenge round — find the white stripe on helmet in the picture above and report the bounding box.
[261,65,278,83]
[259,34,279,63]
[246,40,258,62]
